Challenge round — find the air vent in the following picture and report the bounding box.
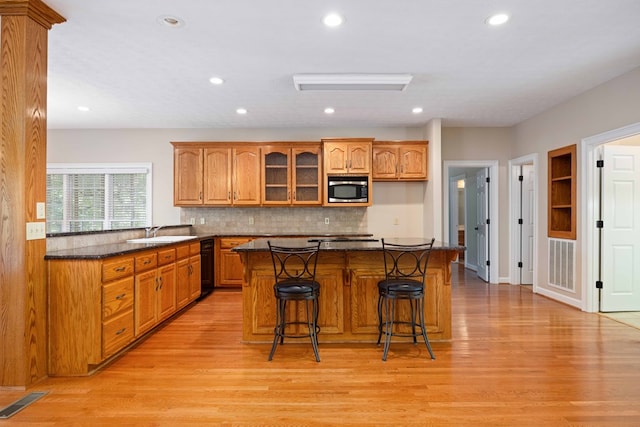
[548,238,576,292]
[293,74,412,91]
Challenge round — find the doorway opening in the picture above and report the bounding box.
[443,161,499,284]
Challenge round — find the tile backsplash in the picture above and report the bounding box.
[183,207,368,235]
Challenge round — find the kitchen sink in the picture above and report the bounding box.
[126,235,198,244]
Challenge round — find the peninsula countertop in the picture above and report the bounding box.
[232,237,464,252]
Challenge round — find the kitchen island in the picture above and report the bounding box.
[233,237,463,343]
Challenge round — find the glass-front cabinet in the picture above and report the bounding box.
[262,144,321,205]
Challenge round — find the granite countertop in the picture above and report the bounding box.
[44,233,383,260]
[232,237,464,252]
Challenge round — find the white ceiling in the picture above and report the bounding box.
[43,0,640,130]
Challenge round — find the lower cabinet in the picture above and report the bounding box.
[48,243,201,376]
[216,237,252,287]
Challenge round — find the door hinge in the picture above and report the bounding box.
[518,175,524,181]
[518,218,523,225]
[596,160,604,168]
[486,219,490,225]
[596,280,603,289]
[596,220,604,228]
[517,261,523,268]
[486,177,490,183]
[486,260,491,266]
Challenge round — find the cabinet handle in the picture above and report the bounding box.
[199,191,202,200]
[115,266,126,272]
[164,254,172,259]
[115,293,126,300]
[115,328,126,335]
[143,259,151,265]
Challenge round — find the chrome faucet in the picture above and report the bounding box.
[145,226,163,238]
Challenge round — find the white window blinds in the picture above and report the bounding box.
[46,163,152,233]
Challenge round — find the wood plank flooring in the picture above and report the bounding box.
[2,264,640,426]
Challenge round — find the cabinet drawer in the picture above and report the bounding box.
[176,244,190,259]
[158,248,176,266]
[220,237,251,249]
[135,252,158,272]
[102,308,134,358]
[102,257,134,282]
[102,277,134,320]
[190,242,200,256]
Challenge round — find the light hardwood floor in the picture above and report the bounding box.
[2,265,640,426]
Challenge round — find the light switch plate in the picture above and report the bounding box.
[26,222,46,240]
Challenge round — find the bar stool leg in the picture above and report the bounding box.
[418,296,435,360]
[382,296,395,361]
[268,298,286,361]
[376,293,384,345]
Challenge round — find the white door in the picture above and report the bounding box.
[476,169,489,282]
[521,164,535,284]
[601,145,640,311]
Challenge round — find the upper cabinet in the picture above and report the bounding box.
[548,144,577,240]
[172,142,260,206]
[322,138,373,174]
[372,141,428,181]
[262,144,322,206]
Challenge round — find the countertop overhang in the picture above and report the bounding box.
[232,237,464,252]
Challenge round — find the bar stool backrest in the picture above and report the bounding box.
[267,241,321,283]
[381,238,436,283]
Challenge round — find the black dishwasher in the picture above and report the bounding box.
[199,239,215,299]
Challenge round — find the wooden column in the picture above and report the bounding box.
[0,0,64,387]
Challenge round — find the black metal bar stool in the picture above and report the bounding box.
[377,238,436,361]
[267,240,321,362]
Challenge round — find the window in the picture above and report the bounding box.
[46,163,152,233]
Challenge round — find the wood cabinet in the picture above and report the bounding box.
[177,243,202,308]
[262,144,322,205]
[548,144,576,239]
[322,138,372,174]
[216,237,253,288]
[48,243,200,376]
[372,141,428,181]
[172,142,261,206]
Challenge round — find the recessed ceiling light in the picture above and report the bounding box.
[157,15,184,28]
[486,13,509,26]
[236,108,247,115]
[324,107,335,114]
[77,106,90,112]
[323,13,344,27]
[209,77,224,85]
[412,107,423,114]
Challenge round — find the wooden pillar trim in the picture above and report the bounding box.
[0,0,65,29]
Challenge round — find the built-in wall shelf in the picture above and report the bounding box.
[548,144,576,240]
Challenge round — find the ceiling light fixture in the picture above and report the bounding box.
[236,108,247,115]
[324,107,335,114]
[486,13,509,26]
[209,77,224,85]
[293,74,413,91]
[157,15,184,28]
[323,13,344,27]
[77,106,90,112]
[412,107,423,114]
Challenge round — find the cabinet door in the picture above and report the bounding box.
[157,263,177,321]
[399,145,427,180]
[372,146,399,179]
[174,147,203,205]
[188,255,202,300]
[204,147,232,205]
[233,147,261,205]
[293,147,322,205]
[262,147,291,205]
[135,269,158,336]
[323,143,349,174]
[315,268,345,334]
[219,249,245,287]
[176,258,191,309]
[347,143,371,174]
[349,269,385,334]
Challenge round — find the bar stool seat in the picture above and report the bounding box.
[377,238,436,361]
[267,241,322,362]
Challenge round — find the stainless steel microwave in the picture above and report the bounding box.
[327,176,369,203]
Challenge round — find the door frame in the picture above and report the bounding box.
[508,154,538,289]
[449,173,466,247]
[582,121,640,312]
[443,160,499,283]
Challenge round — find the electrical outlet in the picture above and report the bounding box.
[26,222,46,240]
[200,218,205,225]
[249,216,254,225]
[324,218,330,225]
[36,202,46,219]
[393,217,399,225]
[189,217,195,225]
